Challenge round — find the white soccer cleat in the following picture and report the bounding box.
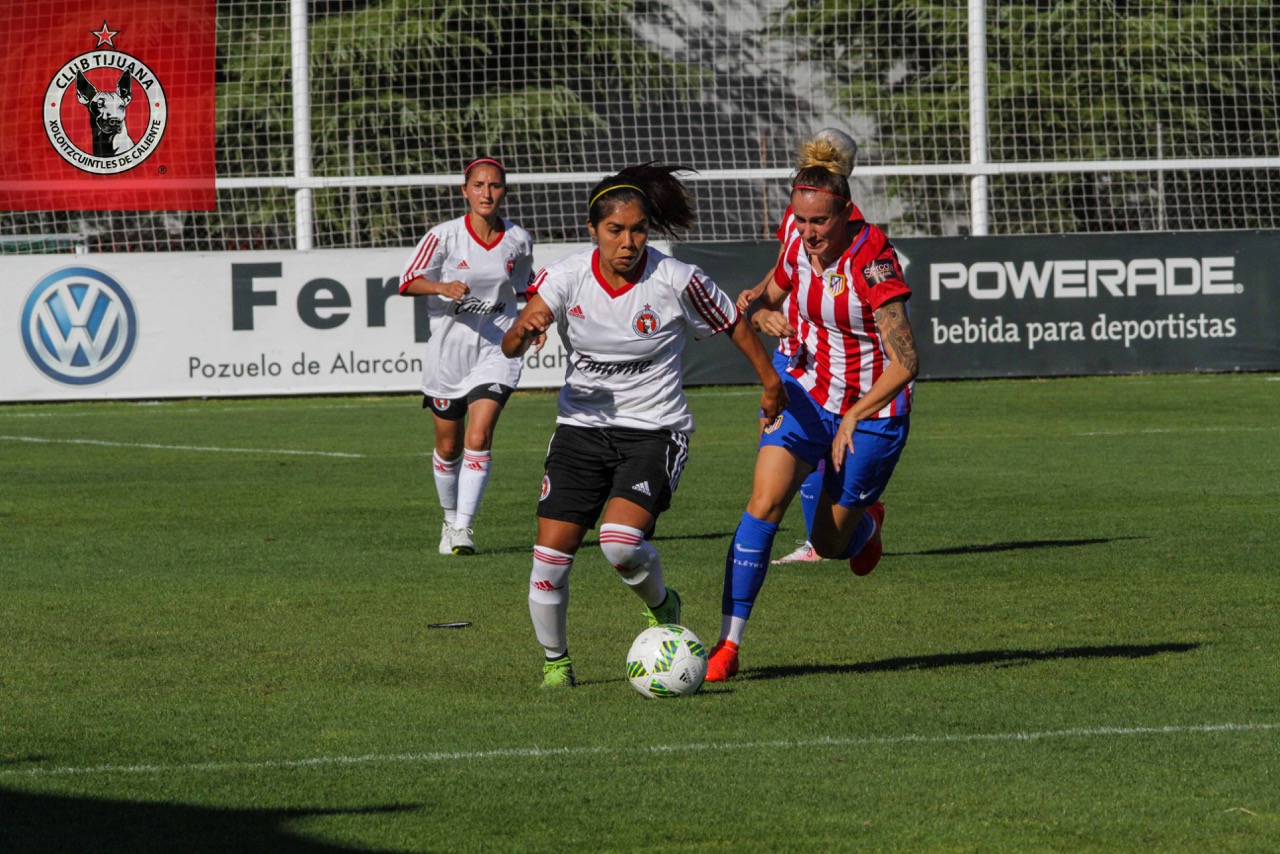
[450,526,476,556]
[771,540,820,565]
[438,522,456,555]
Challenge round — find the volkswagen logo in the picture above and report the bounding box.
[21,267,138,385]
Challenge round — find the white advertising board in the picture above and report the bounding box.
[2,245,591,402]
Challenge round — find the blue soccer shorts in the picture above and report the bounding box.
[758,373,909,509]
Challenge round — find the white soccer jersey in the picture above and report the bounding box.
[528,246,738,433]
[400,215,534,398]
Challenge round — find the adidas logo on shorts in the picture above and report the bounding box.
[631,481,652,497]
[489,383,503,393]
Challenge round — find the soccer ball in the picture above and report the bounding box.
[626,624,708,698]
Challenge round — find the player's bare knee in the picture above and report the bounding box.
[463,429,494,451]
[744,495,787,524]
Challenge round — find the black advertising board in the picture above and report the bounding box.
[677,231,1279,383]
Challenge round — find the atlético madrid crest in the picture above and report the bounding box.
[824,271,848,298]
[43,21,168,175]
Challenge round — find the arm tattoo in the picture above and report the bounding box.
[874,301,919,375]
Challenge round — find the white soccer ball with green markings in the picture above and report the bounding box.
[626,624,708,698]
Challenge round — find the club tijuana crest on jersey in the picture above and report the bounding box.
[632,305,661,337]
[774,220,913,419]
[531,246,738,433]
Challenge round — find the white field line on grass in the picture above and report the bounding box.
[0,435,363,458]
[1077,426,1280,437]
[2,722,1273,780]
[0,401,401,419]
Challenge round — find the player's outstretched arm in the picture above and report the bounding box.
[502,293,554,358]
[735,242,786,312]
[728,314,788,420]
[400,277,470,299]
[735,269,772,313]
[744,279,795,340]
[832,297,919,470]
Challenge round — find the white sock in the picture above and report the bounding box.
[432,451,460,526]
[455,448,492,529]
[599,523,665,608]
[721,614,748,646]
[529,546,574,657]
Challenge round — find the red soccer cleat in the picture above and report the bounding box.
[705,640,740,682]
[848,502,885,577]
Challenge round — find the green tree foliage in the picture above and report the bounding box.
[775,0,1279,233]
[218,0,704,245]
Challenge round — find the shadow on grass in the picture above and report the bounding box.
[892,536,1143,557]
[744,642,1200,681]
[0,787,412,853]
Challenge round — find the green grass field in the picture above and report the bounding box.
[2,374,1278,853]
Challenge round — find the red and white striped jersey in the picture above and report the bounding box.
[774,207,801,359]
[773,219,913,418]
[529,246,738,433]
[399,215,534,398]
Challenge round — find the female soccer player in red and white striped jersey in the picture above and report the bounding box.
[707,136,921,682]
[736,128,860,567]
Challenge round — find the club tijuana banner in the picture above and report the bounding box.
[0,0,215,211]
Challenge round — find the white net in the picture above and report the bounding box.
[3,0,1278,252]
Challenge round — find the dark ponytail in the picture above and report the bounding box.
[587,163,697,240]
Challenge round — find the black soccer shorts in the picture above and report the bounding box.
[423,383,515,421]
[537,424,690,528]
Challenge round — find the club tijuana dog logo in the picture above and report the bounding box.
[43,22,168,174]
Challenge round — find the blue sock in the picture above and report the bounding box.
[799,466,823,540]
[722,512,780,620]
[836,512,877,560]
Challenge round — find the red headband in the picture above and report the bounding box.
[465,157,505,177]
[793,185,850,203]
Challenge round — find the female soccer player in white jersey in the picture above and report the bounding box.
[400,156,536,557]
[502,163,786,688]
[706,137,921,682]
[735,128,860,567]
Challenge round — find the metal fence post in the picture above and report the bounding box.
[291,0,314,250]
[968,0,990,236]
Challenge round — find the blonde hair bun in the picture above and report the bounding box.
[798,128,857,177]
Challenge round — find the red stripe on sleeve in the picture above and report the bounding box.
[526,269,548,297]
[686,274,731,331]
[400,233,439,292]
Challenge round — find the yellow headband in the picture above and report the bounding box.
[590,184,647,208]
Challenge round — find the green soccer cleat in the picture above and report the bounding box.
[645,587,682,629]
[540,656,576,688]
